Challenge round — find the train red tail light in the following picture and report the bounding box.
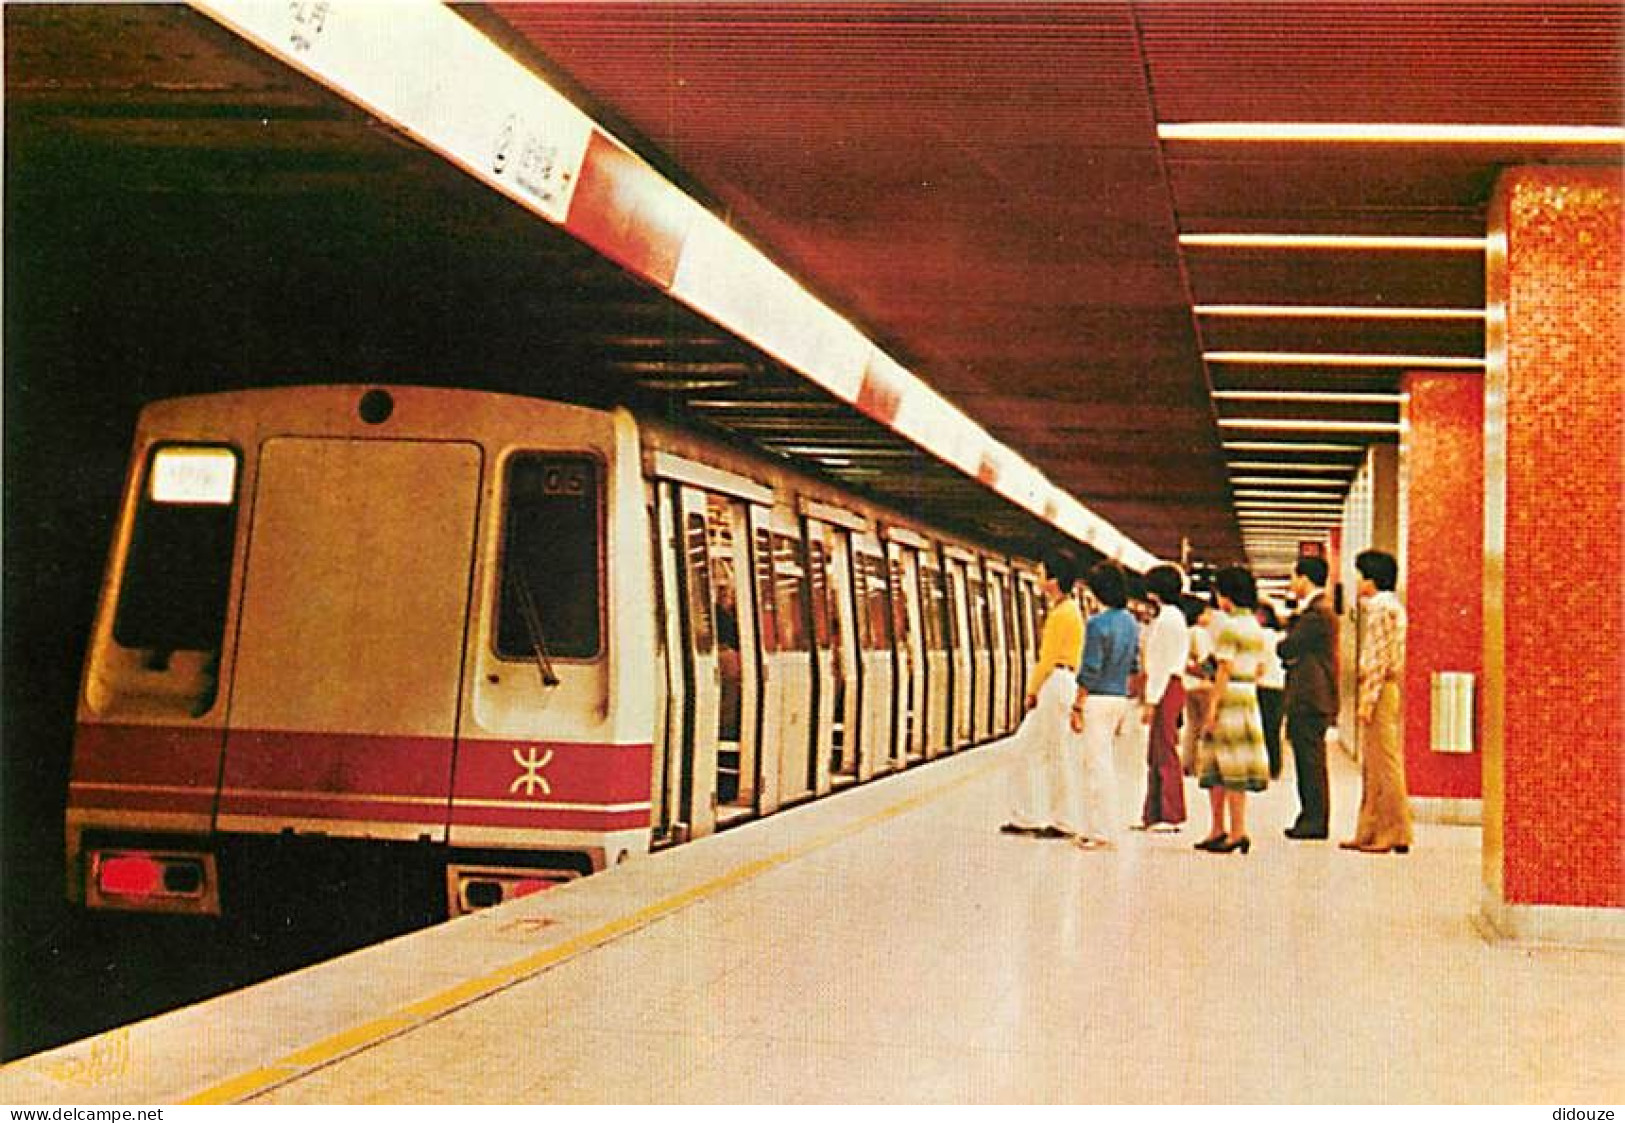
[98,854,162,896]
[89,849,213,911]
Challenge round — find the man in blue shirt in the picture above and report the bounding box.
[1068,562,1140,850]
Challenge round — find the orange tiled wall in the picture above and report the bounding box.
[1401,372,1482,800]
[1490,167,1623,909]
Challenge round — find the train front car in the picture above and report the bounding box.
[66,386,655,918]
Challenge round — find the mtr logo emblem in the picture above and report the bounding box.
[509,747,554,797]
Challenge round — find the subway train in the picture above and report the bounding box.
[66,384,1053,918]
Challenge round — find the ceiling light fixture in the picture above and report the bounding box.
[1230,476,1350,486]
[1224,441,1365,453]
[1196,304,1485,320]
[1181,233,1483,251]
[1158,123,1625,145]
[1206,351,1484,368]
[1213,391,1407,404]
[1227,461,1360,472]
[1219,419,1403,433]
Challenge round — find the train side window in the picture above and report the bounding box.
[807,539,832,650]
[967,576,989,652]
[496,455,603,661]
[861,554,893,651]
[773,533,809,652]
[921,568,947,653]
[113,445,241,658]
[682,512,715,655]
[753,526,778,655]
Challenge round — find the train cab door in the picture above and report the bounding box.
[804,511,860,792]
[887,537,926,766]
[944,552,974,749]
[985,564,1011,735]
[918,553,951,759]
[761,509,815,805]
[852,531,895,781]
[217,437,481,842]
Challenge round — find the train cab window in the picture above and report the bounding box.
[496,455,602,661]
[113,445,241,659]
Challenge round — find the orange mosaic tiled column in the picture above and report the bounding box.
[1482,166,1624,944]
[1399,371,1483,817]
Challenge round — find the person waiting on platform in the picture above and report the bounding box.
[1194,566,1270,854]
[1279,556,1339,841]
[1254,600,1287,781]
[1179,596,1216,777]
[1000,550,1085,840]
[1068,561,1139,850]
[1132,563,1189,832]
[1342,550,1414,855]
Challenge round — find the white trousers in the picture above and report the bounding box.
[1006,669,1082,834]
[1075,695,1131,841]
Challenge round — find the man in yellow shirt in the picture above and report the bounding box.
[1002,551,1085,837]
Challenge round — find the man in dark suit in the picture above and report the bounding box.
[1277,556,1338,839]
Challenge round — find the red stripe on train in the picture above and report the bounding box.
[69,723,223,813]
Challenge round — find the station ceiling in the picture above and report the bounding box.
[7,2,1623,568]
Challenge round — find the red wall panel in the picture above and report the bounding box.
[1491,166,1624,910]
[1402,371,1484,802]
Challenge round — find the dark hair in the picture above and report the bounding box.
[1213,565,1258,610]
[1040,549,1079,593]
[1179,595,1208,626]
[1145,564,1184,606]
[1085,561,1128,609]
[1355,549,1398,592]
[1294,556,1330,587]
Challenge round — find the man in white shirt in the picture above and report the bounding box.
[1133,564,1189,831]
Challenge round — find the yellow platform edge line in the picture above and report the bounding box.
[182,753,1000,1104]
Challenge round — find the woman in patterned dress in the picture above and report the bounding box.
[1194,565,1270,854]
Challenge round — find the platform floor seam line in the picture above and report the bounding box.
[183,751,1004,1105]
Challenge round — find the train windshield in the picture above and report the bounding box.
[496,454,603,661]
[113,444,241,655]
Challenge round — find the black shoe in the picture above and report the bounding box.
[1217,836,1252,854]
[1034,825,1072,839]
[1284,827,1327,840]
[1000,822,1037,836]
[1194,835,1228,851]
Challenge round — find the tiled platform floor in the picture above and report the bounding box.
[3,725,1620,1103]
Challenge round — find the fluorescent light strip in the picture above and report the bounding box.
[1234,490,1347,500]
[1214,390,1406,404]
[1158,123,1625,145]
[1219,419,1403,433]
[1230,476,1349,486]
[1228,461,1359,472]
[1225,441,1365,453]
[1197,304,1485,321]
[1206,351,1484,368]
[1182,233,1483,251]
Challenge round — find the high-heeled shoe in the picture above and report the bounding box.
[1216,835,1251,854]
[1194,835,1228,851]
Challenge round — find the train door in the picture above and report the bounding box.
[217,437,481,841]
[852,532,895,780]
[650,483,684,844]
[918,553,951,759]
[986,563,1012,735]
[944,553,974,748]
[887,536,926,765]
[657,473,768,839]
[805,511,861,790]
[765,509,815,804]
[967,563,993,742]
[804,523,837,796]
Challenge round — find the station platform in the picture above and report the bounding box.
[2,729,1619,1105]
